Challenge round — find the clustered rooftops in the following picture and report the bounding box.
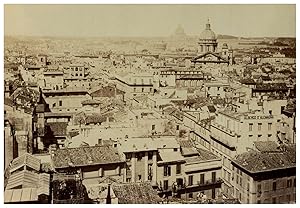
[53,145,124,168]
[232,143,296,173]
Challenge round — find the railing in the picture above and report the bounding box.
[157,178,223,193]
[196,178,223,187]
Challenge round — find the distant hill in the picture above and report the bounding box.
[217,34,238,39]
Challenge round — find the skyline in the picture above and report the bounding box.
[5,4,296,38]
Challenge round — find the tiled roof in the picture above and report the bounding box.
[53,145,124,168]
[240,78,256,85]
[253,141,280,153]
[178,139,199,156]
[255,83,288,91]
[158,150,185,164]
[85,113,108,124]
[196,148,219,161]
[112,182,162,204]
[233,145,296,173]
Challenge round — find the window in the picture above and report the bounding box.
[176,164,181,174]
[188,193,193,198]
[173,148,178,152]
[98,168,104,177]
[133,88,136,92]
[188,175,193,186]
[212,172,216,182]
[287,179,292,188]
[268,123,272,131]
[200,174,205,184]
[272,197,276,204]
[269,110,272,115]
[258,123,262,131]
[137,152,144,161]
[257,184,261,193]
[287,195,291,202]
[164,166,171,176]
[126,153,132,161]
[152,125,155,130]
[59,100,62,106]
[138,175,142,181]
[148,152,153,160]
[273,181,277,191]
[294,178,296,187]
[249,123,253,131]
[141,88,144,92]
[268,134,272,138]
[176,125,179,130]
[227,120,230,129]
[163,180,168,190]
[53,103,56,108]
[168,166,171,176]
[116,166,121,176]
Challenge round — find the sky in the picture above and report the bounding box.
[4,4,296,38]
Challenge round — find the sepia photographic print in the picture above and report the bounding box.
[3,3,296,204]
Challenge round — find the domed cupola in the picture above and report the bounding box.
[200,20,217,40]
[197,19,218,54]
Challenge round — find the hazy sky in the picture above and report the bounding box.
[4,4,296,37]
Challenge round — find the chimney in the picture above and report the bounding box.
[106,183,112,204]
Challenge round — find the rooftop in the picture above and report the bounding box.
[81,99,102,105]
[178,139,199,156]
[10,153,41,173]
[53,145,124,168]
[233,145,296,173]
[112,182,162,204]
[253,141,281,153]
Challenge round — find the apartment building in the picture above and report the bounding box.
[115,73,154,100]
[231,143,296,204]
[52,145,126,185]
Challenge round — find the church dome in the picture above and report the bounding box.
[199,21,216,40]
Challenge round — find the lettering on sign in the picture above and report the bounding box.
[244,115,273,120]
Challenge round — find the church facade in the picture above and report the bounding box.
[192,20,234,66]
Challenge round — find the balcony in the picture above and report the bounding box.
[157,178,223,194]
[196,178,223,187]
